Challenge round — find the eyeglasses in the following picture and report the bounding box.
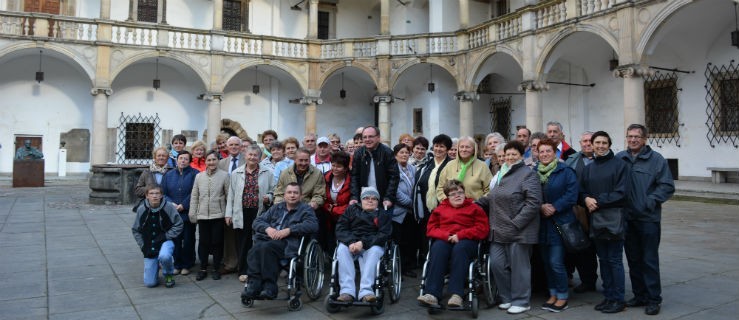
[447,190,465,198]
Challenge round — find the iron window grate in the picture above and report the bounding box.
[644,71,681,147]
[490,96,512,139]
[704,61,739,148]
[116,112,161,164]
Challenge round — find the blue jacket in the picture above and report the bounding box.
[616,145,675,222]
[160,166,197,215]
[393,163,415,224]
[538,162,578,244]
[252,201,319,258]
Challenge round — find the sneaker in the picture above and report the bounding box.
[447,294,463,308]
[165,275,175,288]
[507,305,531,314]
[180,268,190,275]
[545,300,568,312]
[645,303,661,315]
[498,303,512,310]
[337,294,354,302]
[417,294,438,306]
[196,270,207,281]
[243,280,262,298]
[211,271,221,280]
[259,288,277,300]
[173,269,181,275]
[361,294,377,303]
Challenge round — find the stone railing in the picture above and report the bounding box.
[427,34,456,54]
[0,12,97,41]
[168,28,211,51]
[352,40,377,58]
[223,33,262,55]
[535,0,567,29]
[112,24,158,46]
[390,37,418,55]
[273,39,308,58]
[468,21,492,49]
[578,0,615,16]
[496,12,522,41]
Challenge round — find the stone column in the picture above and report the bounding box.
[374,95,393,145]
[127,0,138,21]
[204,93,222,146]
[614,64,653,128]
[459,0,469,29]
[380,0,390,35]
[308,0,319,39]
[160,0,168,24]
[454,91,478,138]
[100,0,111,19]
[518,80,549,132]
[91,88,113,165]
[301,96,323,135]
[213,0,223,30]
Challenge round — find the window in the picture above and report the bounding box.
[490,97,511,139]
[223,0,246,32]
[493,0,509,18]
[23,0,60,14]
[318,11,330,39]
[705,61,739,147]
[138,0,157,23]
[413,108,423,134]
[117,113,161,164]
[643,73,679,142]
[717,78,739,133]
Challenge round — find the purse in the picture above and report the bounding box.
[553,219,591,253]
[590,207,625,240]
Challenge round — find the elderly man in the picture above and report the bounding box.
[546,121,576,160]
[349,126,399,210]
[311,137,332,174]
[217,135,246,274]
[617,124,674,316]
[274,148,326,210]
[242,183,318,299]
[218,136,246,175]
[516,128,531,160]
[303,133,317,155]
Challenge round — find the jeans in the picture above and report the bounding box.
[337,243,384,299]
[143,240,174,287]
[540,243,568,299]
[625,220,662,304]
[425,239,478,299]
[594,239,625,302]
[173,213,196,269]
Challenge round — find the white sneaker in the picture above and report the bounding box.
[498,303,511,310]
[417,294,438,306]
[507,305,531,314]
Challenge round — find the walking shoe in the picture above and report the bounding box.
[165,275,175,288]
[447,294,463,308]
[574,283,596,293]
[243,280,262,298]
[361,294,377,303]
[498,302,512,310]
[507,305,531,314]
[196,270,207,281]
[594,299,611,311]
[417,294,438,306]
[173,269,181,275]
[545,300,568,312]
[336,294,354,302]
[259,281,278,300]
[180,268,190,275]
[211,271,221,280]
[645,303,661,315]
[601,300,625,313]
[625,297,648,307]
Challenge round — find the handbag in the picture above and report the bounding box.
[553,219,591,253]
[590,207,625,240]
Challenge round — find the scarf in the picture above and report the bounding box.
[456,157,474,181]
[537,160,558,184]
[149,162,168,174]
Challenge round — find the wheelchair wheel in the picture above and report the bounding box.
[482,255,497,308]
[240,296,254,308]
[471,296,479,319]
[324,295,340,313]
[303,239,325,300]
[370,298,385,315]
[287,297,303,311]
[388,244,402,303]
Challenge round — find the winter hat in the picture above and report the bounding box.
[360,186,380,200]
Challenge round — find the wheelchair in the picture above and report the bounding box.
[323,240,402,315]
[240,236,325,311]
[418,240,497,318]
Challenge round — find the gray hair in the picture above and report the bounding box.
[580,131,594,139]
[546,121,563,132]
[244,144,262,157]
[226,136,242,145]
[458,136,476,148]
[494,143,506,153]
[485,132,506,145]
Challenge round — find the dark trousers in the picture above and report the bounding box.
[197,218,224,270]
[174,213,196,269]
[594,239,625,302]
[418,213,430,264]
[392,213,420,269]
[317,208,337,254]
[237,207,258,275]
[625,220,662,304]
[565,243,598,286]
[425,239,478,298]
[247,239,287,287]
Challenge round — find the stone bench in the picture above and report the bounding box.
[707,167,739,184]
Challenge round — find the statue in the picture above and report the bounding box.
[15,140,44,160]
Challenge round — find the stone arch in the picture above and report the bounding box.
[636,0,693,59]
[318,61,379,90]
[221,60,307,95]
[467,46,523,88]
[110,51,209,90]
[535,24,619,76]
[220,118,251,141]
[0,43,95,86]
[388,58,458,93]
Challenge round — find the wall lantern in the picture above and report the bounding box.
[35,50,44,83]
[732,3,739,48]
[253,66,260,94]
[153,58,161,90]
[340,72,346,99]
[427,65,435,93]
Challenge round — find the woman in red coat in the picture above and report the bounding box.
[322,151,352,253]
[417,180,489,308]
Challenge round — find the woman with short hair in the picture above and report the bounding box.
[436,136,493,202]
[408,136,429,167]
[134,147,170,200]
[189,140,207,172]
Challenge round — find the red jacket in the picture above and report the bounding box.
[190,157,206,172]
[323,172,352,219]
[427,198,489,241]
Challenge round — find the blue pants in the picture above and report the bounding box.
[625,220,662,304]
[594,239,625,302]
[337,243,384,299]
[540,243,568,299]
[425,239,478,299]
[143,240,174,287]
[173,213,196,269]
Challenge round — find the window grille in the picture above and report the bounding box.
[223,0,244,32]
[704,61,739,148]
[318,11,330,39]
[644,71,681,147]
[413,108,423,134]
[490,96,512,139]
[117,113,161,164]
[138,0,157,23]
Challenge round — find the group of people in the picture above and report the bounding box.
[131,121,674,316]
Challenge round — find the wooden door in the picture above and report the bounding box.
[24,0,60,14]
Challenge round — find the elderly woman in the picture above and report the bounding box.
[417,180,489,308]
[436,136,492,203]
[345,140,355,155]
[189,151,230,281]
[189,140,207,172]
[322,151,352,253]
[478,141,542,315]
[134,147,170,200]
[161,150,198,275]
[580,131,629,314]
[447,138,458,160]
[328,133,343,152]
[398,133,414,148]
[216,133,230,159]
[259,141,288,172]
[393,143,418,277]
[536,139,578,312]
[334,187,392,303]
[273,137,298,184]
[484,132,505,172]
[408,136,429,167]
[225,145,276,283]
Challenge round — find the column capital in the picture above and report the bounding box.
[373,95,393,103]
[300,96,323,105]
[453,91,479,101]
[613,64,655,79]
[201,93,223,101]
[91,88,113,96]
[518,80,549,92]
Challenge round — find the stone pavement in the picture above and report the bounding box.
[1,184,738,320]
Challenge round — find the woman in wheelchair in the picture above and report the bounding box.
[334,186,392,303]
[417,180,489,308]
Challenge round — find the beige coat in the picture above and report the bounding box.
[436,157,493,202]
[225,164,275,229]
[273,164,326,206]
[188,169,230,223]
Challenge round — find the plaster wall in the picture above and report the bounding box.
[389,0,429,35]
[429,0,460,33]
[392,68,458,142]
[318,76,376,142]
[335,0,380,38]
[77,0,100,19]
[167,0,214,30]
[110,0,129,21]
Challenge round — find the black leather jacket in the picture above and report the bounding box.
[350,144,399,204]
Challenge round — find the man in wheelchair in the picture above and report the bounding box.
[243,182,319,300]
[334,186,392,303]
[418,180,489,308]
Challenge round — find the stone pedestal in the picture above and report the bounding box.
[89,164,148,204]
[13,160,44,187]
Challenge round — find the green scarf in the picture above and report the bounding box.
[537,161,558,184]
[457,157,475,181]
[495,163,510,186]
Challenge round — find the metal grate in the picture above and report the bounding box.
[490,96,512,139]
[138,0,157,23]
[117,112,161,164]
[644,71,681,147]
[704,61,739,148]
[223,0,243,32]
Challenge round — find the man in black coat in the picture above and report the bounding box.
[350,126,399,210]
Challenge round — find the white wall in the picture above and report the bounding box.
[318,75,376,142]
[469,1,491,27]
[167,0,213,30]
[77,0,101,19]
[335,0,381,38]
[110,0,129,21]
[389,0,429,35]
[0,53,93,174]
[429,0,459,32]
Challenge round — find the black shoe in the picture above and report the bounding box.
[601,300,625,314]
[243,280,262,299]
[402,270,417,278]
[545,301,568,313]
[196,270,208,281]
[594,299,611,311]
[259,289,278,300]
[211,271,221,280]
[645,303,661,315]
[574,283,596,293]
[625,297,648,307]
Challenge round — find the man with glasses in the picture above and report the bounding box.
[616,124,674,316]
[349,126,399,211]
